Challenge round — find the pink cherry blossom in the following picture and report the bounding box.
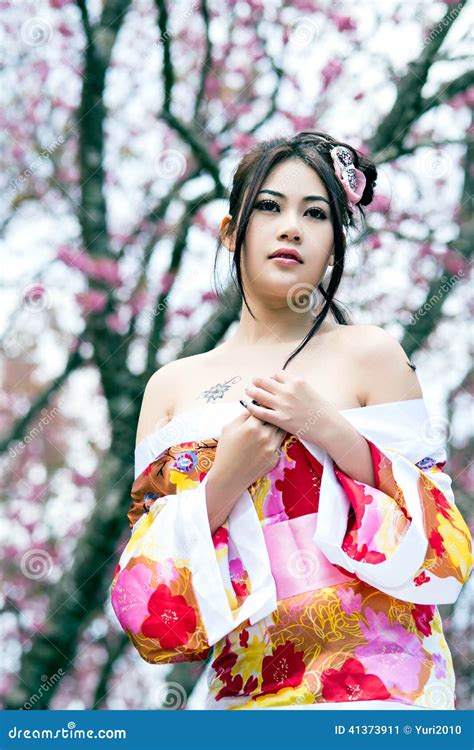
[368,234,382,249]
[105,312,127,334]
[321,59,343,92]
[370,195,391,213]
[331,14,357,33]
[75,290,107,315]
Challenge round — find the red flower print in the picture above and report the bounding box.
[211,637,244,700]
[231,580,248,598]
[414,570,431,587]
[261,641,306,693]
[239,629,249,648]
[242,674,258,695]
[334,463,374,530]
[211,636,238,681]
[321,657,390,702]
[430,484,451,520]
[429,528,446,557]
[411,604,435,637]
[229,558,249,599]
[215,674,243,700]
[342,536,386,564]
[277,440,323,518]
[212,526,229,548]
[141,584,197,648]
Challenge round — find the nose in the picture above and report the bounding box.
[277,223,301,243]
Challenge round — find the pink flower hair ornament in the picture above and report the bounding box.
[330,145,366,208]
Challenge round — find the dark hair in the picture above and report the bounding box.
[213,131,378,370]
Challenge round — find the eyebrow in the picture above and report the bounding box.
[257,189,330,205]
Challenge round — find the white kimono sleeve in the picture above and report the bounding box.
[309,434,472,605]
[110,445,276,665]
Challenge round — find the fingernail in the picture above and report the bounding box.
[239,399,248,407]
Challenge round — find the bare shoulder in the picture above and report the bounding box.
[343,324,423,406]
[135,355,205,447]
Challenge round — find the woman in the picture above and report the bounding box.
[110,132,472,710]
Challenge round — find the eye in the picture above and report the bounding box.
[255,199,280,212]
[254,200,327,220]
[307,207,328,220]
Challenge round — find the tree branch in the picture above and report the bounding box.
[0,347,85,455]
[369,0,468,162]
[401,113,473,356]
[193,0,211,123]
[144,185,225,379]
[421,69,474,113]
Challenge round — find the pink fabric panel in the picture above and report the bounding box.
[262,513,353,600]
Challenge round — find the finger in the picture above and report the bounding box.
[245,384,278,411]
[251,374,282,397]
[270,370,287,383]
[235,408,252,423]
[244,398,275,422]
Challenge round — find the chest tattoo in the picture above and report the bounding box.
[196,376,242,403]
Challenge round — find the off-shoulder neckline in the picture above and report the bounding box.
[135,397,426,453]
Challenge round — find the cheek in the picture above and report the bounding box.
[242,220,269,265]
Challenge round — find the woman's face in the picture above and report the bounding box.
[221,158,335,307]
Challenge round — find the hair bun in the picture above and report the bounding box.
[354,153,377,207]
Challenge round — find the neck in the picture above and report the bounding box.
[228,298,329,347]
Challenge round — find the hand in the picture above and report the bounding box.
[210,410,287,492]
[242,369,337,446]
[206,411,287,533]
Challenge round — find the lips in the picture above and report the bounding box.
[268,248,303,263]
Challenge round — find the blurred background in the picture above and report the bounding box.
[1,0,472,710]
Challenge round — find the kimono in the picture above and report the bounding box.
[110,398,473,710]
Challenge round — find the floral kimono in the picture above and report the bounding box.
[110,398,473,710]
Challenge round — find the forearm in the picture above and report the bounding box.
[205,469,244,534]
[312,411,375,486]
